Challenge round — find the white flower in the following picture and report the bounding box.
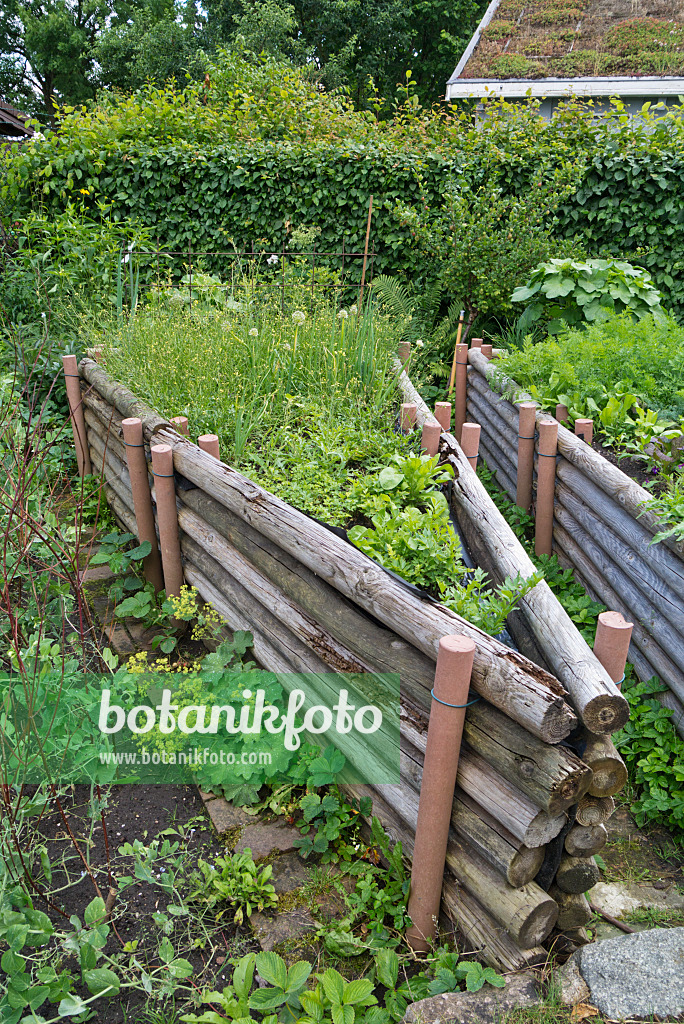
[337,309,349,320]
[292,310,306,325]
[267,254,279,265]
[249,327,258,337]
[416,338,424,348]
[349,305,358,315]
[282,342,292,351]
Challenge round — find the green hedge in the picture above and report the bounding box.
[7,97,684,316]
[8,141,453,282]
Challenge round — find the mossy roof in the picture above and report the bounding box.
[455,0,684,83]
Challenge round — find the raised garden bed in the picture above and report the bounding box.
[72,328,629,969]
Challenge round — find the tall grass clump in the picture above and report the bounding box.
[90,300,411,524]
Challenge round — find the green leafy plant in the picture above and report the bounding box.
[189,849,278,924]
[511,257,664,334]
[615,674,684,835]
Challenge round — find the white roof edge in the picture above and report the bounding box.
[450,0,503,82]
[446,77,684,100]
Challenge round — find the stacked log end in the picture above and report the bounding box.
[78,359,629,972]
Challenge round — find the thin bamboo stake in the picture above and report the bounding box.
[358,195,373,308]
[448,311,465,392]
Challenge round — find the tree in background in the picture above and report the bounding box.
[0,0,486,118]
[0,0,109,119]
[203,0,488,109]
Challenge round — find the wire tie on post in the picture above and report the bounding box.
[430,689,481,709]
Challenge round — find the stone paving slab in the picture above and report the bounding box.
[403,971,541,1024]
[576,926,684,1020]
[235,820,301,860]
[250,908,317,952]
[205,796,255,834]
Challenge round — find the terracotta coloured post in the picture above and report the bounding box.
[481,343,493,359]
[535,420,558,557]
[398,341,411,366]
[516,403,536,513]
[453,343,468,440]
[593,611,633,690]
[421,422,441,457]
[400,403,417,433]
[406,635,476,952]
[62,355,92,478]
[122,417,164,592]
[434,402,452,433]
[555,403,569,425]
[575,419,593,446]
[470,337,483,349]
[150,444,184,598]
[198,434,220,460]
[170,416,189,436]
[460,422,481,472]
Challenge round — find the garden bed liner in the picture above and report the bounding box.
[76,355,628,970]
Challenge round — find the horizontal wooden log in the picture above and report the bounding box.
[80,358,170,437]
[397,741,544,887]
[555,854,600,895]
[397,363,628,736]
[402,716,566,847]
[469,368,684,736]
[553,535,684,741]
[553,501,684,704]
[476,437,517,501]
[555,478,684,641]
[166,442,576,744]
[467,390,519,468]
[176,488,439,712]
[564,823,608,858]
[552,523,684,698]
[451,791,545,888]
[102,482,136,536]
[376,777,557,947]
[548,885,592,930]
[557,459,684,598]
[463,700,592,814]
[82,384,127,439]
[346,784,547,971]
[468,349,684,564]
[469,417,519,494]
[576,795,615,827]
[582,734,627,798]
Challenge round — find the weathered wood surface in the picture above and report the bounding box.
[553,530,684,739]
[462,700,592,814]
[555,478,684,640]
[467,349,684,563]
[164,436,576,743]
[397,741,544,886]
[582,734,627,798]
[178,489,439,711]
[346,784,547,971]
[548,885,592,930]
[402,717,566,847]
[80,359,170,436]
[553,502,684,703]
[557,459,684,596]
[467,363,684,734]
[555,854,601,895]
[182,489,586,820]
[576,795,615,827]
[564,823,608,858]
[474,434,517,501]
[396,362,628,736]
